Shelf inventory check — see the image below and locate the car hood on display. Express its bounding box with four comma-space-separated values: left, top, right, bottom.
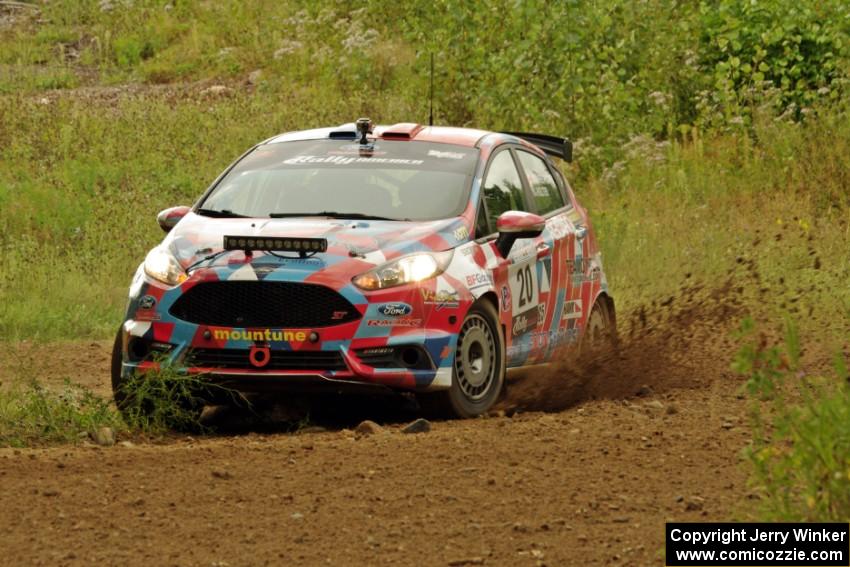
165, 212, 470, 271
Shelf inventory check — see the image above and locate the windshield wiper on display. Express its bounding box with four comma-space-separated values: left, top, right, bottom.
269, 211, 400, 221
196, 208, 249, 219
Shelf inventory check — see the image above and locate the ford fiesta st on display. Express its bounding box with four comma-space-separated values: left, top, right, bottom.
112, 118, 615, 418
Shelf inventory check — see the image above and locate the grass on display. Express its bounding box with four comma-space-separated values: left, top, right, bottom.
734, 318, 850, 520
0, 380, 124, 447
580, 110, 850, 344
0, 362, 241, 446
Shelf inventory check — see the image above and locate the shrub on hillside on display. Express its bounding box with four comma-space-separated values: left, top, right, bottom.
698, 0, 850, 126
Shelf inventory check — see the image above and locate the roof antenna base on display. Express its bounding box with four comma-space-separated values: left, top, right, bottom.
356, 117, 372, 145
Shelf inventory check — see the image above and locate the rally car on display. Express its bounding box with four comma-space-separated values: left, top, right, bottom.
112, 118, 615, 418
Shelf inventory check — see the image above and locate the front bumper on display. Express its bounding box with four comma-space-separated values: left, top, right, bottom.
119, 322, 454, 392
120, 269, 466, 392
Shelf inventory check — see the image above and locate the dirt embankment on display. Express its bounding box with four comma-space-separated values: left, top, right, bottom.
0, 277, 778, 566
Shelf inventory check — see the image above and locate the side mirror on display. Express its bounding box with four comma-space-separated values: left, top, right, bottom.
495, 211, 545, 257
156, 206, 191, 233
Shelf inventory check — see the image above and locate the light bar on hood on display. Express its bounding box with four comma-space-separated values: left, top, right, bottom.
223, 235, 328, 253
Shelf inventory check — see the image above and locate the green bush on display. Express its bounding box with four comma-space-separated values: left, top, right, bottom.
698, 0, 850, 126
733, 318, 850, 521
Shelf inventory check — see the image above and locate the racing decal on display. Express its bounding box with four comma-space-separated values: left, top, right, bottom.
547, 215, 572, 240
511, 310, 539, 337
212, 329, 310, 342
500, 285, 511, 311
465, 272, 493, 289
420, 288, 459, 309
427, 149, 466, 160
139, 295, 157, 310
283, 155, 425, 166
562, 299, 582, 320
567, 257, 600, 284
453, 225, 469, 241
508, 261, 539, 314
377, 303, 413, 317
366, 318, 422, 327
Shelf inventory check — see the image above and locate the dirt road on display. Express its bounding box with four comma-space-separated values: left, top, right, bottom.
0, 282, 762, 566
0, 358, 753, 566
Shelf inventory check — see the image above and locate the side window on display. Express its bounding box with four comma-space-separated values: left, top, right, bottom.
482, 150, 527, 231
516, 151, 565, 215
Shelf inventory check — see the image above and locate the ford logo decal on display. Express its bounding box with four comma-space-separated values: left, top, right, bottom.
378, 303, 412, 317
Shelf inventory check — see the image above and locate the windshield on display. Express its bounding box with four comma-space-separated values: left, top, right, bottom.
199, 139, 480, 221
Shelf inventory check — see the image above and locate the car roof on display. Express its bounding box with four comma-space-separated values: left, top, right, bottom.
265, 123, 495, 148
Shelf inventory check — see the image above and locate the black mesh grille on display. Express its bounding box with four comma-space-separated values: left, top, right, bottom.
169, 281, 360, 327
188, 348, 347, 371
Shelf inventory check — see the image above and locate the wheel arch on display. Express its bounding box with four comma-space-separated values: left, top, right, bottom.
474, 290, 505, 340
590, 290, 616, 332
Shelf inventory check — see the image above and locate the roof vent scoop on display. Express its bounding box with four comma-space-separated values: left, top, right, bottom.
356, 117, 372, 145
380, 123, 424, 140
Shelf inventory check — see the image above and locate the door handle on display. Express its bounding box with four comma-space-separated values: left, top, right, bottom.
575, 226, 588, 240
536, 243, 551, 258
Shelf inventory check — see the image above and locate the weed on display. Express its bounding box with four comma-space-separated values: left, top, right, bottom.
733, 318, 850, 521
116, 360, 244, 434
0, 380, 124, 447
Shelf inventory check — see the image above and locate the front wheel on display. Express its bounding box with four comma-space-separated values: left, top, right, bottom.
420, 299, 505, 418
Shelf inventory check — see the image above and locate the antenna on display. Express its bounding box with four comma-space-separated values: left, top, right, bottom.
428, 53, 434, 127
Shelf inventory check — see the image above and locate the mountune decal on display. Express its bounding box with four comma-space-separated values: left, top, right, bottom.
212, 329, 309, 342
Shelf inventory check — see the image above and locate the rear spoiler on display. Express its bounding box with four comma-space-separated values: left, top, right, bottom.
500, 132, 573, 163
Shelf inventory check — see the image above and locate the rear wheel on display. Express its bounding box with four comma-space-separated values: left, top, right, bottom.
421, 299, 505, 418
580, 298, 617, 355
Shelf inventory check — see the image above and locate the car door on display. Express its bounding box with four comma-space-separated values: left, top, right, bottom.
477, 148, 546, 366
514, 149, 580, 361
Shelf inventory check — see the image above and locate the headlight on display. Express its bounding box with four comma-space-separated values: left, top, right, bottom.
144, 246, 187, 286
353, 250, 454, 290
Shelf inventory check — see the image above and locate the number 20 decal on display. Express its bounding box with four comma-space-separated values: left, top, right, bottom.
509, 261, 539, 314
516, 265, 533, 307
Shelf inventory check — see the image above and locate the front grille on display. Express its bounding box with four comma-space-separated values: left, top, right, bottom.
169, 281, 360, 327
188, 348, 347, 371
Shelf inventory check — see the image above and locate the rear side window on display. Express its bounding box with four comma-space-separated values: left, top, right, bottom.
517, 151, 565, 215
481, 150, 526, 231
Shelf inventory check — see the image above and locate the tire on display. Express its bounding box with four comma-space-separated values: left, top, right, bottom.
421, 299, 506, 418
580, 297, 617, 355
111, 327, 128, 410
